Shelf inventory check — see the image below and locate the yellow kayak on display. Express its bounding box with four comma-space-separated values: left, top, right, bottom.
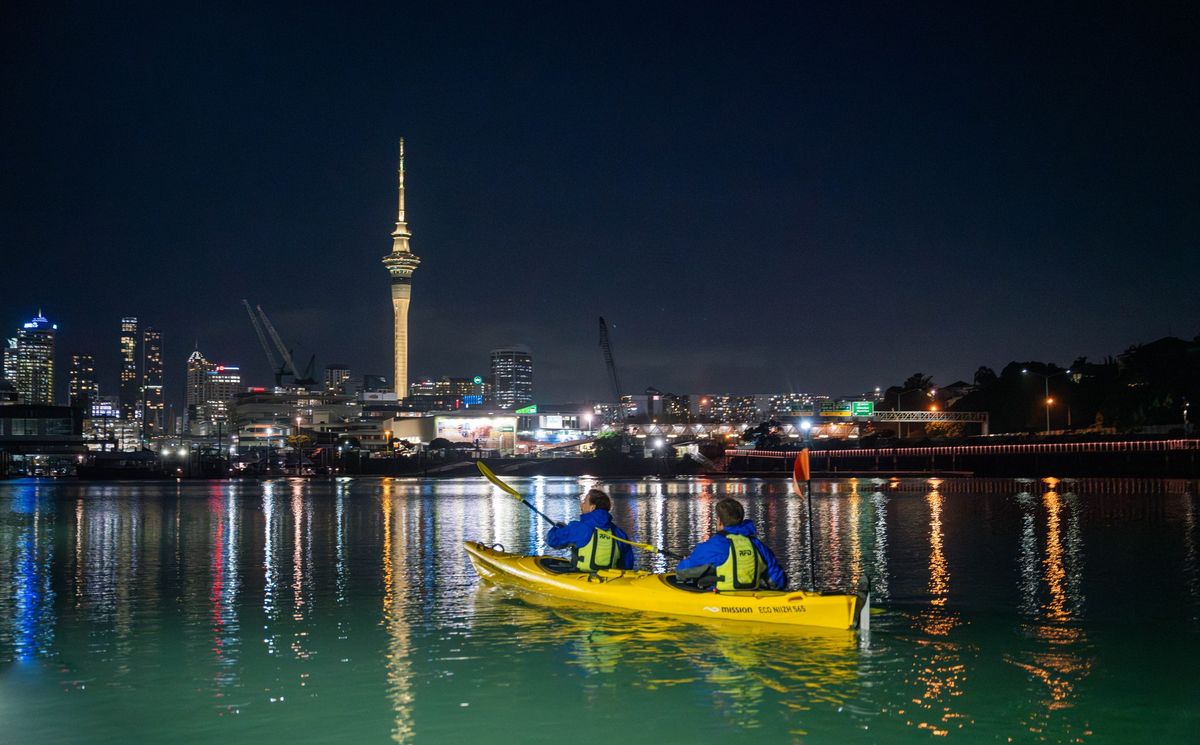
464, 540, 870, 631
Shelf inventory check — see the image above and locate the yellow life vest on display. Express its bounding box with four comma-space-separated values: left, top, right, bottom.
574, 528, 622, 571
715, 532, 765, 591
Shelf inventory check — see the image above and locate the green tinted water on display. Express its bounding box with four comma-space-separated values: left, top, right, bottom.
1, 477, 1197, 743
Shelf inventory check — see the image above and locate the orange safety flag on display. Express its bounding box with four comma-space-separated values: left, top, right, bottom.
792, 448, 811, 493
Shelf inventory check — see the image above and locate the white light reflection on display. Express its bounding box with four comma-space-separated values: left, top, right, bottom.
335, 479, 348, 605
870, 489, 890, 600
262, 481, 279, 657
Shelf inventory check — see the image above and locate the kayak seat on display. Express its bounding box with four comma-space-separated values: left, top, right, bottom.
538, 557, 584, 575
662, 574, 714, 593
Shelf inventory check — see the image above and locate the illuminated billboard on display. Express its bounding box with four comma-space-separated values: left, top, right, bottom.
434, 416, 517, 449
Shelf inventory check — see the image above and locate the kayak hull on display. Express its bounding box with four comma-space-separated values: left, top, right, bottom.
464, 540, 868, 631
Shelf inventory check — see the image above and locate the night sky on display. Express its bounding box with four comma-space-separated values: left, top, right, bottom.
3, 3, 1197, 404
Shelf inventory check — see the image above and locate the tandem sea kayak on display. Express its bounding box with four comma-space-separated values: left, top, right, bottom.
464, 541, 870, 631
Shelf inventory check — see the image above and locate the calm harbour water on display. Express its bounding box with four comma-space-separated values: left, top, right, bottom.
1, 476, 1198, 743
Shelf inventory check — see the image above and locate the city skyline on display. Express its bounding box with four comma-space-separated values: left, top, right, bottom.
2, 5, 1197, 402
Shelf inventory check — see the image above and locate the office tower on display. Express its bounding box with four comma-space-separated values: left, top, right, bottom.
380, 138, 421, 399
325, 364, 351, 394
141, 327, 164, 435
69, 353, 98, 410
490, 346, 533, 410
119, 317, 139, 420
185, 349, 240, 433
11, 312, 57, 405
2, 337, 15, 382
185, 349, 211, 424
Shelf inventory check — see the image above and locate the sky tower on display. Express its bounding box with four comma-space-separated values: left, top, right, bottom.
381, 138, 421, 398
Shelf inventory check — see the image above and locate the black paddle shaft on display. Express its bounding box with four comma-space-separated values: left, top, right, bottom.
521, 498, 558, 527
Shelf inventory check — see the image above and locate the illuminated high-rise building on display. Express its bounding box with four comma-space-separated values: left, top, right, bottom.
185, 349, 241, 433
69, 353, 98, 411
11, 312, 57, 405
2, 337, 17, 384
141, 327, 164, 435
381, 138, 421, 399
119, 317, 139, 420
490, 346, 533, 410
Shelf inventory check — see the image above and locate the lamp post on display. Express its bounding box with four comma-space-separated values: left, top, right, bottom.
295, 416, 303, 476
895, 386, 936, 439
1022, 368, 1072, 434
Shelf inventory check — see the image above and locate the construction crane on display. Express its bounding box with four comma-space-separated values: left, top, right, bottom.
598, 317, 625, 422
243, 300, 317, 388
256, 304, 300, 381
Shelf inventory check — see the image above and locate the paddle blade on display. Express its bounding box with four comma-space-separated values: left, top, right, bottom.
792, 448, 811, 492
476, 460, 521, 498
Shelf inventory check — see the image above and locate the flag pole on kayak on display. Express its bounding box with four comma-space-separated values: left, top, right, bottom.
792, 448, 816, 591
476, 460, 684, 560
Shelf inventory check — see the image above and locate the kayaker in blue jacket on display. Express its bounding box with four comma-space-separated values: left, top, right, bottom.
676, 497, 787, 591
546, 488, 635, 571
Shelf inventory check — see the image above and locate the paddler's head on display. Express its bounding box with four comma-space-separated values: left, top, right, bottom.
715, 497, 744, 530
580, 488, 611, 514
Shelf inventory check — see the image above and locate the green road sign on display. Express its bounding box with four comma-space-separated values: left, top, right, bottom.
851, 401, 875, 417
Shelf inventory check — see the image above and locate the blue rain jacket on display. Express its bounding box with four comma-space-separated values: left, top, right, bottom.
545, 509, 635, 569
676, 520, 787, 589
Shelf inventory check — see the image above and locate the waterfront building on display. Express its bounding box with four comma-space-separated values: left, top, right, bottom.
0, 404, 84, 474
10, 312, 57, 405
119, 317, 139, 421
82, 395, 140, 452
381, 138, 422, 399
141, 327, 164, 436
324, 364, 351, 394
69, 353, 98, 411
387, 412, 518, 455
0, 380, 16, 404
490, 346, 533, 410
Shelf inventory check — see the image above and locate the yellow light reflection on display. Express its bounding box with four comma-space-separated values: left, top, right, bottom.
907, 486, 968, 737
926, 489, 949, 614
382, 481, 414, 743
1006, 483, 1094, 733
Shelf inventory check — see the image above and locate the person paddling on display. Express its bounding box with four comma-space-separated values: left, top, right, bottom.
546, 488, 635, 571
676, 497, 786, 591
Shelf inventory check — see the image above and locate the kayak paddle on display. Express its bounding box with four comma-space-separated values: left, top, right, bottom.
475, 460, 684, 561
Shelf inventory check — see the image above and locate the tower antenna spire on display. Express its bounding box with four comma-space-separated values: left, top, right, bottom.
396, 138, 406, 225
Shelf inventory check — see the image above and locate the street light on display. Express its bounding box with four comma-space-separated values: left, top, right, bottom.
895, 386, 936, 438
295, 416, 303, 476
1022, 368, 1072, 434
